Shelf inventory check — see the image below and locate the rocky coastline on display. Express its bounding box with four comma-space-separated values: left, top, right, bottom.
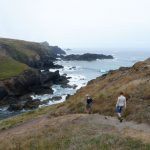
0, 38, 114, 112
0, 67, 69, 108
0, 38, 69, 110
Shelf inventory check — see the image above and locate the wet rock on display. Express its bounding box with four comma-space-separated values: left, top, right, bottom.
51, 96, 62, 101
0, 87, 8, 100
45, 96, 62, 102
61, 84, 73, 88
19, 95, 33, 101
72, 66, 76, 69
119, 67, 130, 71
1, 96, 19, 106
52, 64, 63, 69
8, 103, 24, 111
41, 99, 49, 105
30, 85, 53, 95
66, 94, 71, 100
61, 84, 77, 89
72, 84, 78, 89
24, 99, 41, 109
62, 73, 67, 76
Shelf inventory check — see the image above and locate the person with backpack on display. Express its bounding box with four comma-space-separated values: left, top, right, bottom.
86, 95, 93, 114
116, 92, 126, 122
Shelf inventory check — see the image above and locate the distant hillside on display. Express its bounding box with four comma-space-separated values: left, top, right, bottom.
53, 58, 150, 124
0, 38, 65, 80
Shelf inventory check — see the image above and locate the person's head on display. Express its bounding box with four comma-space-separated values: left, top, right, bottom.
120, 92, 124, 96
86, 94, 91, 99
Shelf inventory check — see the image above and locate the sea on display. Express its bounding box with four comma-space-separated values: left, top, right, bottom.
0, 48, 150, 120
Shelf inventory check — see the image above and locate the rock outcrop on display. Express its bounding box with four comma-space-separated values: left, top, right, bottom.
61, 53, 113, 61
0, 69, 68, 105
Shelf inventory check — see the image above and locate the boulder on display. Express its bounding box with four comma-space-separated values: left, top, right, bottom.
8, 103, 24, 111
66, 94, 71, 100
24, 99, 41, 109
51, 96, 62, 101
0, 87, 8, 100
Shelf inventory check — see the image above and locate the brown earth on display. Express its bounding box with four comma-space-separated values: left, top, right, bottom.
0, 113, 150, 150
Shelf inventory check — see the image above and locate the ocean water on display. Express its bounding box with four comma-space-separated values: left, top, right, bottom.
0, 49, 150, 119
55, 48, 150, 86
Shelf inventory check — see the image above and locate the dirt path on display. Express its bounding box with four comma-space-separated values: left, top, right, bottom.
0, 114, 150, 143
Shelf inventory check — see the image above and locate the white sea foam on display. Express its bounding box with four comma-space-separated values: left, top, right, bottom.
52, 85, 74, 96
56, 57, 61, 60
39, 95, 67, 108
49, 69, 58, 72
0, 107, 8, 111
48, 95, 66, 105
32, 64, 87, 107
67, 74, 87, 90
31, 94, 52, 101
49, 64, 81, 75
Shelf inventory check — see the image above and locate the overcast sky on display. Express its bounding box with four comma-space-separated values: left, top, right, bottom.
0, 0, 150, 49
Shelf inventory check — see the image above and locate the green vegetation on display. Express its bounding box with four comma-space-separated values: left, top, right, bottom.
0, 38, 40, 80
0, 38, 38, 57
0, 37, 61, 80
0, 56, 28, 80
1, 133, 149, 150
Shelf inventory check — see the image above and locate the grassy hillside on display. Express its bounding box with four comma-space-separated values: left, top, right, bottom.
0, 38, 61, 59
51, 58, 150, 124
0, 54, 29, 80
0, 38, 64, 80
0, 38, 39, 58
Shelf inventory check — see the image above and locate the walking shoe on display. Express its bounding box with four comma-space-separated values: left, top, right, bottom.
119, 118, 123, 123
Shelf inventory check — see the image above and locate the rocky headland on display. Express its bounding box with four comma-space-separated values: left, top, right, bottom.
61, 53, 113, 61
0, 38, 68, 108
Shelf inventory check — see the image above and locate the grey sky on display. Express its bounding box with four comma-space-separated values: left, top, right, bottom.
0, 0, 150, 49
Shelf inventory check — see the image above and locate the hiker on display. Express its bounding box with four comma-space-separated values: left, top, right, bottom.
116, 92, 126, 122
86, 95, 93, 114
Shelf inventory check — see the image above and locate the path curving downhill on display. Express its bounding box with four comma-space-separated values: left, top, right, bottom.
0, 113, 150, 144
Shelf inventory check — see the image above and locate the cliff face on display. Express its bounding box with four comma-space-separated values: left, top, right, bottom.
55, 58, 150, 124
0, 69, 68, 105
0, 69, 40, 101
